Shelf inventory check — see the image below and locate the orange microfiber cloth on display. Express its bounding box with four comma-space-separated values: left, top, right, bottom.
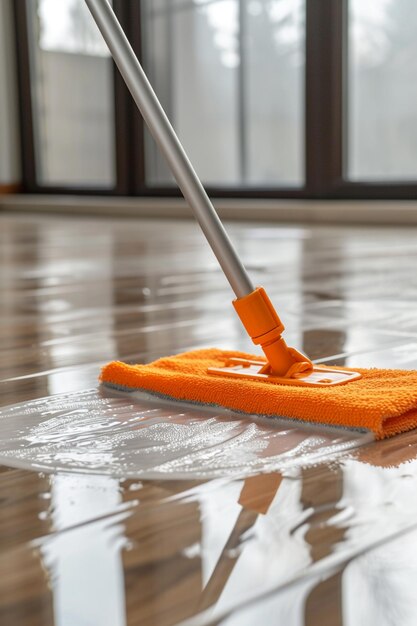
100, 349, 417, 440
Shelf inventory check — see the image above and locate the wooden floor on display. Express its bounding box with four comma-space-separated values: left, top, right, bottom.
2, 210, 417, 626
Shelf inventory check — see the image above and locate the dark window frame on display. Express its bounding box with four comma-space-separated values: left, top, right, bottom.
13, 0, 417, 200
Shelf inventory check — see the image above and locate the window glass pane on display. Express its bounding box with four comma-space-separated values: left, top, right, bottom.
142, 0, 305, 187
27, 0, 116, 187
245, 0, 304, 185
348, 0, 417, 181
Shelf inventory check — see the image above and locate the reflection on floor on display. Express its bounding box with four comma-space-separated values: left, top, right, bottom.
1, 211, 417, 626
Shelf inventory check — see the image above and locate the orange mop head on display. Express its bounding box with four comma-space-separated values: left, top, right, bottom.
100, 350, 417, 440
100, 288, 417, 440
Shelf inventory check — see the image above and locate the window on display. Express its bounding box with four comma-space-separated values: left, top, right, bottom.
348, 0, 417, 181
14, 0, 417, 198
25, 0, 116, 187
142, 0, 305, 187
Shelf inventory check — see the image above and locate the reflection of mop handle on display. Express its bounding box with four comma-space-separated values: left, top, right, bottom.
84, 0, 254, 299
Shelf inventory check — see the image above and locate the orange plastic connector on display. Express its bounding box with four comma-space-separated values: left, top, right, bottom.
232, 287, 312, 377
208, 286, 362, 387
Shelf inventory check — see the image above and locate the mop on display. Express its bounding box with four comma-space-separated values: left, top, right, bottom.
86, 0, 417, 439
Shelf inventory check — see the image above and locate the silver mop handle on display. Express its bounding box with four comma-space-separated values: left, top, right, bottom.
84, 0, 254, 298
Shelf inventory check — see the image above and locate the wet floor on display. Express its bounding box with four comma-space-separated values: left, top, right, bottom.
1, 212, 417, 625
0, 388, 370, 478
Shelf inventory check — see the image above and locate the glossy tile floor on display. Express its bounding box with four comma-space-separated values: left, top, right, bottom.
2, 211, 417, 626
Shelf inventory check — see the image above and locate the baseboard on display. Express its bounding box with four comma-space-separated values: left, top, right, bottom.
1, 194, 417, 225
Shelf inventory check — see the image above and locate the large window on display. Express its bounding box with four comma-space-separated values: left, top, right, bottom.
14, 0, 417, 198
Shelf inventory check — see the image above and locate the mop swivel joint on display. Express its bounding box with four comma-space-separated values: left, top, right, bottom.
208, 287, 362, 387
232, 287, 312, 378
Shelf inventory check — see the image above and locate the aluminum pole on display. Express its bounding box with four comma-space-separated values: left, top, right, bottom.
85, 0, 254, 298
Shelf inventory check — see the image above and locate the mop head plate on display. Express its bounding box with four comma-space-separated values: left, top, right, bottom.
100, 349, 417, 440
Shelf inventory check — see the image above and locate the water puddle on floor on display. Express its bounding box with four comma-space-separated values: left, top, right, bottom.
0, 387, 373, 478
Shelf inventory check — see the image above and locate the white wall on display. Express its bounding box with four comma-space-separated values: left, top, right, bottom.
0, 0, 21, 186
